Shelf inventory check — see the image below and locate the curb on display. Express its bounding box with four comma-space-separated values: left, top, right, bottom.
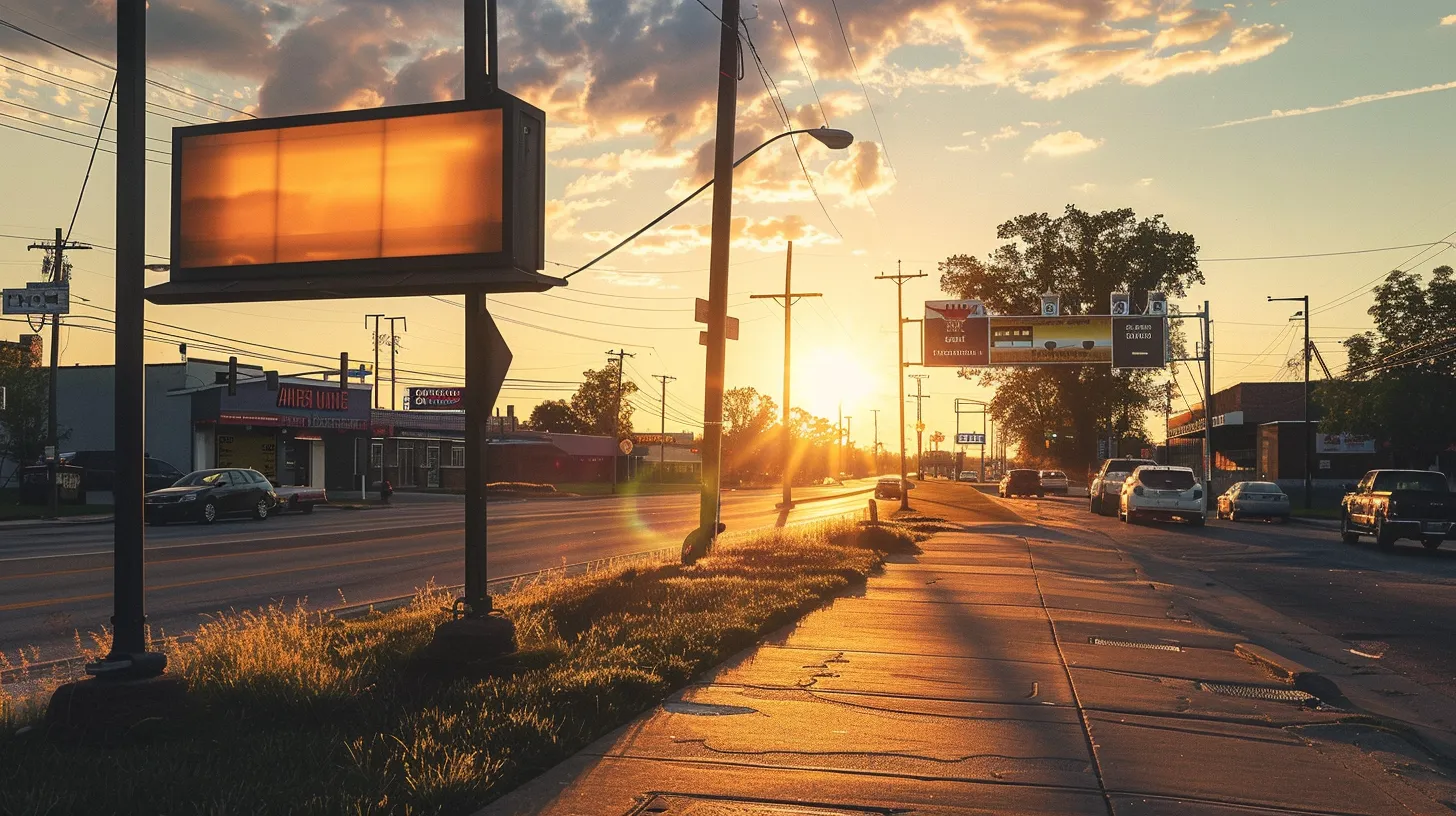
0, 514, 115, 531
1287, 515, 1341, 529
1236, 642, 1348, 706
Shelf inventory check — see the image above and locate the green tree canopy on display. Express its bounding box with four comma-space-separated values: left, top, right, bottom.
939, 205, 1202, 472
568, 362, 637, 438
1319, 266, 1456, 467
527, 399, 580, 434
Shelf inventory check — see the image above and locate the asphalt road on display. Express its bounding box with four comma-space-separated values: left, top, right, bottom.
969, 483, 1456, 703
0, 482, 876, 664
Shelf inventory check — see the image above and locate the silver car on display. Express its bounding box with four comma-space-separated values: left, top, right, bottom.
1216, 481, 1290, 522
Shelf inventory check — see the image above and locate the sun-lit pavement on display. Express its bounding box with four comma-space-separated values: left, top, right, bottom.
0, 481, 875, 664
482, 480, 1456, 815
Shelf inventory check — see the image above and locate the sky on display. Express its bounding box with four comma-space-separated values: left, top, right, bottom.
1, 0, 1454, 459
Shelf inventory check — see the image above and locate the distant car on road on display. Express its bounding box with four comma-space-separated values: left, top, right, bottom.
1039, 470, 1069, 495
1090, 458, 1158, 516
999, 469, 1043, 498
145, 468, 278, 525
957, 470, 979, 483
1341, 469, 1452, 551
19, 450, 185, 503
1217, 481, 1289, 522
875, 476, 916, 499
1119, 465, 1205, 526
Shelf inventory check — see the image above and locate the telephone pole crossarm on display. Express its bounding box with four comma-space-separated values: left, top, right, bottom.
751, 241, 822, 510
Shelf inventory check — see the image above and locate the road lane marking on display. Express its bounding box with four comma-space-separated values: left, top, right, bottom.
0, 545, 461, 612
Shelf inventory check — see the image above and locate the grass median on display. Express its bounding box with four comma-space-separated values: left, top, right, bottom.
0, 517, 920, 816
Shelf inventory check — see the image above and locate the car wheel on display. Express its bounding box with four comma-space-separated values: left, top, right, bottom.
200, 499, 218, 525
1375, 514, 1397, 551
1340, 513, 1360, 545
252, 497, 270, 521
1422, 538, 1443, 552
1188, 515, 1206, 528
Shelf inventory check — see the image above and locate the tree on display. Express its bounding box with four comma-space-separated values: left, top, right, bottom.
939, 205, 1202, 473
527, 399, 581, 433
0, 346, 47, 485
1319, 266, 1456, 468
568, 363, 637, 438
722, 386, 778, 482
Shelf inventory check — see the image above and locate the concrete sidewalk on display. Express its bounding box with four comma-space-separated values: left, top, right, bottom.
481, 529, 1456, 815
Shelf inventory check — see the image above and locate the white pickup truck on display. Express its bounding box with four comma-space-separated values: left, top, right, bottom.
270, 483, 327, 514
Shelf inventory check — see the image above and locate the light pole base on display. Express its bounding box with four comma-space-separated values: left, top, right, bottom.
84, 650, 168, 681
422, 612, 516, 664
46, 671, 186, 741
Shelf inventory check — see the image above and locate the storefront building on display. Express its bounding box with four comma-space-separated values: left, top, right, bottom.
189, 377, 373, 491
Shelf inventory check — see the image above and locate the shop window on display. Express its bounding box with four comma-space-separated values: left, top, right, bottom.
448, 446, 464, 468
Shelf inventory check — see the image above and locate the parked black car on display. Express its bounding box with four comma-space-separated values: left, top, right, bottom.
18, 450, 185, 504
999, 469, 1044, 498
145, 468, 278, 525
1340, 469, 1452, 551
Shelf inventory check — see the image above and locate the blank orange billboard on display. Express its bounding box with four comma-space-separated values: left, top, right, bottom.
177, 108, 504, 269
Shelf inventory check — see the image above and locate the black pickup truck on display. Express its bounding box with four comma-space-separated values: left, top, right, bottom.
1341, 469, 1453, 551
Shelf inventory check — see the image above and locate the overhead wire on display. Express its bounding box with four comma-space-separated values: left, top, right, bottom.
826, 0, 894, 179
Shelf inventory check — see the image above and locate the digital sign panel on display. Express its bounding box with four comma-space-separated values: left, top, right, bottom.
988, 315, 1111, 365
923, 300, 989, 368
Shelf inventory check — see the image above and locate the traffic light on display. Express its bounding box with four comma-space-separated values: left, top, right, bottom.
339, 352, 349, 390
227, 356, 237, 396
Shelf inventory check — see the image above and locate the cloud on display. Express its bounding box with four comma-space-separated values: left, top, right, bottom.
583, 215, 837, 256
1443, 15, 1456, 25
546, 198, 612, 239
1124, 23, 1291, 86
945, 144, 975, 152
1137, 177, 1155, 187
1072, 182, 1098, 193
563, 171, 632, 198
1210, 79, 1456, 128
1025, 130, 1104, 159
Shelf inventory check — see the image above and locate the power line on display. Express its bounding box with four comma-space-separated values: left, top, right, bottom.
1311, 228, 1456, 316
65, 77, 113, 240
0, 97, 172, 144
1200, 241, 1454, 263
827, 0, 894, 180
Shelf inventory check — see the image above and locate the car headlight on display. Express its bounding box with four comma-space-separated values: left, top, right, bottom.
180, 493, 197, 502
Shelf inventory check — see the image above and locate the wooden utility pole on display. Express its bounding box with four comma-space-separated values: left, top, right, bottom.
750, 241, 820, 509
653, 374, 675, 482
875, 264, 926, 510
26, 229, 89, 519
607, 349, 635, 492
365, 314, 385, 409
384, 316, 407, 410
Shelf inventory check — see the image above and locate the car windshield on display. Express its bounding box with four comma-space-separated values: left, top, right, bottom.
1104, 460, 1153, 476
173, 471, 227, 487
1139, 469, 1196, 490
1041, 471, 1065, 478
1372, 472, 1449, 493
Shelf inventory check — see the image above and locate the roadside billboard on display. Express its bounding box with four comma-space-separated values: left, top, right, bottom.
923, 300, 989, 367
1111, 316, 1168, 369
989, 315, 1111, 365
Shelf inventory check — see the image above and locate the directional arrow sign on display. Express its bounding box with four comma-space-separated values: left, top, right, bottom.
478, 309, 512, 412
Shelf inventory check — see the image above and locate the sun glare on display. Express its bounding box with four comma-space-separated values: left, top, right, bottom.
795, 345, 878, 418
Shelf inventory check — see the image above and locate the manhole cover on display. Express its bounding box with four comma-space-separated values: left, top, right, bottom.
629, 795, 896, 815
661, 702, 758, 716
1088, 637, 1182, 652
1199, 682, 1315, 703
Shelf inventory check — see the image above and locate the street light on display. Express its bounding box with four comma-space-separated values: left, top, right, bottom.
566, 127, 854, 279
1269, 295, 1313, 509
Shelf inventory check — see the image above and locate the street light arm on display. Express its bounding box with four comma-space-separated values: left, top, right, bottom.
565, 128, 850, 279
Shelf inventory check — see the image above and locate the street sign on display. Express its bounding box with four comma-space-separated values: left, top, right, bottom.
478, 311, 512, 414
695, 297, 739, 344
618, 438, 634, 455
1111, 316, 1168, 369
3, 285, 69, 315
1040, 292, 1060, 317
990, 315, 1111, 364
1110, 292, 1130, 316
407, 387, 465, 409
633, 433, 676, 445
923, 300, 989, 367
956, 432, 986, 445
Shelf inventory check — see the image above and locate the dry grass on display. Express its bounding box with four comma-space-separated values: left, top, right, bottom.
0, 518, 918, 816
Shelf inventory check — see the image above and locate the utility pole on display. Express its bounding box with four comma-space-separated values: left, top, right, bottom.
653, 374, 675, 482
910, 374, 930, 476
27, 229, 89, 519
384, 316, 407, 410
845, 416, 853, 475
685, 0, 741, 564
365, 314, 385, 409
607, 349, 635, 493
750, 241, 821, 509
1269, 295, 1311, 508
1203, 301, 1214, 509
870, 408, 880, 474
875, 263, 926, 511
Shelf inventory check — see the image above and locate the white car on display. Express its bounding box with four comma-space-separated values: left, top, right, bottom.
1039, 470, 1069, 494
1119, 466, 1206, 527
957, 470, 979, 482
1090, 458, 1158, 515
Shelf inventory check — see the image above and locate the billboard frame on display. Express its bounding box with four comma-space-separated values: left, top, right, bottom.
147, 92, 561, 305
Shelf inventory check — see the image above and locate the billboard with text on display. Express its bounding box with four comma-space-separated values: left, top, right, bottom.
925, 304, 1167, 369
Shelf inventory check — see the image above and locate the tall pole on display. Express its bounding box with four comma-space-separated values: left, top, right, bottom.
686, 0, 741, 562
750, 241, 820, 509
607, 349, 634, 493
1203, 300, 1214, 509
845, 416, 852, 473
876, 264, 926, 510
385, 316, 407, 410
27, 230, 89, 518
870, 408, 880, 474
91, 0, 161, 677
1302, 299, 1312, 509
366, 314, 385, 409
910, 374, 929, 476
653, 374, 675, 482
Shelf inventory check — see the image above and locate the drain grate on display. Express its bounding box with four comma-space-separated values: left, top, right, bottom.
1088, 637, 1182, 652
1199, 682, 1315, 703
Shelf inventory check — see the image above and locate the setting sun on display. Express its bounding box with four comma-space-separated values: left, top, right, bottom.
795, 344, 878, 419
